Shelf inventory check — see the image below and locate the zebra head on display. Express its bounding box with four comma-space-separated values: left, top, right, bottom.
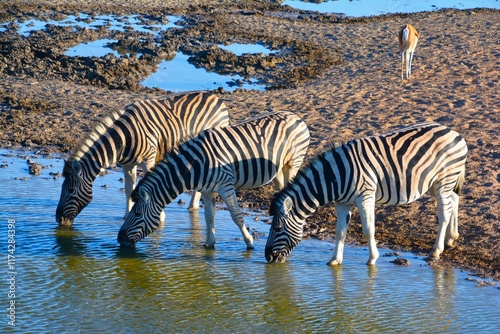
56, 159, 93, 227
265, 196, 304, 263
117, 186, 163, 247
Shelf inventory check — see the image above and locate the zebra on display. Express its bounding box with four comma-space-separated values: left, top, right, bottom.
265, 122, 467, 265
117, 111, 310, 250
56, 91, 230, 226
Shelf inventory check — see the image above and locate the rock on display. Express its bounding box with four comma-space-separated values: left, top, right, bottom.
28, 162, 43, 175
390, 257, 410, 266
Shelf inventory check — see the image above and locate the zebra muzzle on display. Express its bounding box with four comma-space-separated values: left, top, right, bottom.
266, 250, 287, 263
57, 216, 74, 227
117, 229, 136, 247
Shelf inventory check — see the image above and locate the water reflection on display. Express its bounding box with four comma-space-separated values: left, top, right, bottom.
53, 227, 88, 256
430, 267, 458, 330
65, 39, 122, 58
263, 263, 309, 332
141, 52, 265, 92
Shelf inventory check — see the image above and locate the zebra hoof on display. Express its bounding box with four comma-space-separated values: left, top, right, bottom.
444, 243, 456, 250
246, 245, 255, 250
444, 239, 457, 250
203, 244, 215, 250
425, 253, 441, 263
327, 259, 342, 266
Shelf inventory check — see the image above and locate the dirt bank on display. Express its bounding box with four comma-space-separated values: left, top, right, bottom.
0, 0, 499, 280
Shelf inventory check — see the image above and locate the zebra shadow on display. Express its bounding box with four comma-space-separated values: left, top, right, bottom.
53, 227, 89, 257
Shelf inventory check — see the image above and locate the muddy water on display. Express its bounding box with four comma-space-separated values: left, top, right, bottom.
0, 150, 499, 332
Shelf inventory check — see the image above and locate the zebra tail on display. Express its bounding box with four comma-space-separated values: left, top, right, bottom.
454, 165, 466, 195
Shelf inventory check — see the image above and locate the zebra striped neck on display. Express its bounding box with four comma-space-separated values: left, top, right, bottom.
137, 146, 198, 207
71, 109, 125, 161
277, 148, 347, 220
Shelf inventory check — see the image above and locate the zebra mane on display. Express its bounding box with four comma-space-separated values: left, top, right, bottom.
70, 108, 126, 161
131, 176, 146, 202
269, 144, 338, 216
163, 127, 211, 158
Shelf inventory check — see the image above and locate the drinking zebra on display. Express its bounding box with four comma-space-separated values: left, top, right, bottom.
117, 111, 310, 249
56, 91, 230, 226
265, 122, 467, 265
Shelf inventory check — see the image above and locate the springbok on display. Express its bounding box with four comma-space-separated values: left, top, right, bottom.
398, 24, 419, 79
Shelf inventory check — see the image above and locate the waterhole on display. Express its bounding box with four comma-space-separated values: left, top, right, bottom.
0, 149, 498, 332
282, 0, 500, 16
1, 14, 267, 92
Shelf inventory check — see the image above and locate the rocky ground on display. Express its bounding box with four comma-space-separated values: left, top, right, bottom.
0, 0, 498, 280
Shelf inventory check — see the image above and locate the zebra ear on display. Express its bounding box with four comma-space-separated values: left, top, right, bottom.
282, 197, 293, 216
139, 187, 151, 204
71, 159, 81, 175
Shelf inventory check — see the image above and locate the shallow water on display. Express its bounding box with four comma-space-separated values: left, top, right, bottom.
218, 43, 273, 56
8, 14, 179, 37
141, 52, 263, 92
0, 149, 499, 332
283, 0, 500, 16
65, 39, 122, 58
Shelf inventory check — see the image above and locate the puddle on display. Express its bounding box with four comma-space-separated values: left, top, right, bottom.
141, 51, 265, 92
2, 14, 180, 37
64, 41, 266, 91
65, 39, 122, 58
218, 43, 273, 56
0, 149, 499, 332
282, 0, 500, 16
1, 13, 267, 91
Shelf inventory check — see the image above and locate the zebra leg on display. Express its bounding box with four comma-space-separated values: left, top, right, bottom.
357, 196, 379, 265
218, 186, 254, 250
187, 191, 201, 211
327, 203, 354, 266
445, 191, 460, 248
429, 194, 453, 259
122, 164, 137, 219
201, 192, 217, 249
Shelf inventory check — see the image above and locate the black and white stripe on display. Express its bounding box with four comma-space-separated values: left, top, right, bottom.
118, 111, 310, 249
265, 122, 467, 265
56, 91, 230, 226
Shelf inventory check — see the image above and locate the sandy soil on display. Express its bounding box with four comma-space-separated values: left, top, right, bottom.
0, 1, 498, 280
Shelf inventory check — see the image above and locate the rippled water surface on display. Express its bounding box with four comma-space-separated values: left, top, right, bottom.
0, 150, 499, 332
